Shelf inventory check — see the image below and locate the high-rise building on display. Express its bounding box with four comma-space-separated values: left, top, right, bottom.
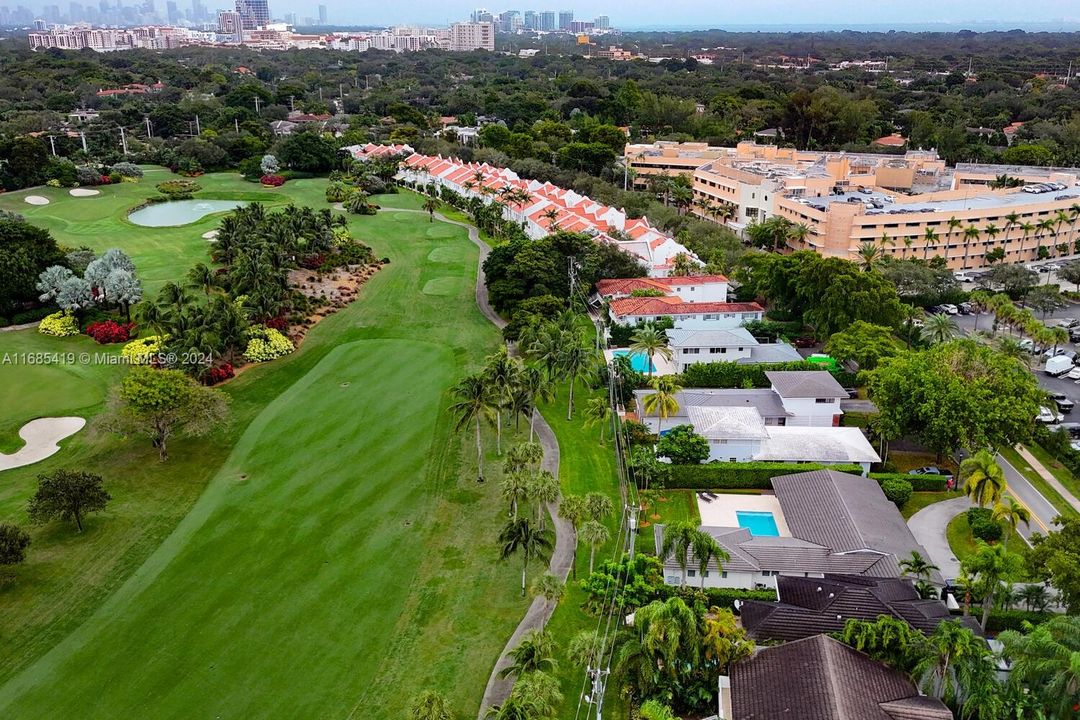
165, 0, 178, 22
469, 7, 493, 23
234, 0, 268, 29
557, 10, 572, 30
496, 9, 517, 32
217, 9, 242, 40
594, 15, 609, 30
317, 4, 325, 23
523, 10, 536, 30
449, 20, 493, 51
32, 17, 48, 29
539, 10, 555, 30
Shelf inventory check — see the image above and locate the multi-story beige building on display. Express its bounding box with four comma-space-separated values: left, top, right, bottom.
624, 140, 1080, 269
449, 21, 494, 51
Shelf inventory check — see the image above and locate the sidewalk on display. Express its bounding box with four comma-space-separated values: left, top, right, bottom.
1015, 445, 1080, 514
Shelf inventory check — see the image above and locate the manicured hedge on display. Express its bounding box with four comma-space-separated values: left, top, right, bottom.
868, 472, 950, 492
666, 584, 778, 610
985, 609, 1053, 633
666, 462, 865, 489
679, 360, 857, 391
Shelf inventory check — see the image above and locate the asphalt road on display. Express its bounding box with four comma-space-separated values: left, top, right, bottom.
996, 453, 1061, 538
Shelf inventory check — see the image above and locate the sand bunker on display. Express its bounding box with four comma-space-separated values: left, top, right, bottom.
0, 417, 86, 472
69, 188, 101, 197
202, 230, 219, 241
24, 195, 49, 205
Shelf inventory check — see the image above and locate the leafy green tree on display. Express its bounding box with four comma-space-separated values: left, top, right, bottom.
408, 690, 454, 720
108, 367, 229, 462
655, 424, 709, 465
959, 450, 1007, 508
0, 523, 30, 566
277, 130, 338, 172
839, 616, 926, 673
961, 541, 1021, 630
823, 321, 903, 370
868, 340, 1044, 457
26, 469, 111, 533
1026, 515, 1080, 613
999, 616, 1080, 718
0, 219, 66, 312
498, 517, 554, 597
701, 606, 754, 669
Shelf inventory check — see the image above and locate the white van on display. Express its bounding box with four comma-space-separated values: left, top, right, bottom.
1045, 355, 1074, 377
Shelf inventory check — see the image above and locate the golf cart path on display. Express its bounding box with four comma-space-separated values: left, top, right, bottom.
0, 417, 86, 472
383, 207, 575, 714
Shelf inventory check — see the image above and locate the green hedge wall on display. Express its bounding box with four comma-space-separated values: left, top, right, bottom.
985, 609, 1053, 633
868, 472, 950, 492
666, 462, 865, 489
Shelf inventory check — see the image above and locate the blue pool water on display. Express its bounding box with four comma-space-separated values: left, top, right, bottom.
612, 349, 656, 374
736, 510, 780, 537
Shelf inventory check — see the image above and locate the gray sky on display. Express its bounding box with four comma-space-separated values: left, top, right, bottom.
276, 0, 1080, 28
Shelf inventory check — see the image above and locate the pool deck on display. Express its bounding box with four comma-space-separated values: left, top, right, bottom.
604, 348, 677, 376
697, 492, 791, 536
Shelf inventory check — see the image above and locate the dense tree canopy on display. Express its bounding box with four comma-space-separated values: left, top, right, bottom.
0, 218, 66, 314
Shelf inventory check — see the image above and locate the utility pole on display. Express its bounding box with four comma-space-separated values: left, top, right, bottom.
567, 256, 579, 305
144, 115, 152, 138
80, 130, 88, 154
119, 126, 128, 155
194, 114, 201, 135
48, 135, 57, 156
254, 96, 262, 114
235, 117, 240, 132
289, 94, 295, 111
318, 86, 323, 101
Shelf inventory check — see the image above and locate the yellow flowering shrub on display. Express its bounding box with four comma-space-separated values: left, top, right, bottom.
121, 334, 169, 364
243, 326, 294, 362
38, 311, 79, 337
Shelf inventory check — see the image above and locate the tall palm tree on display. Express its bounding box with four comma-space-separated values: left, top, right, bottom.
1036, 218, 1056, 258
584, 491, 614, 521
856, 241, 882, 271
660, 521, 698, 586
691, 531, 729, 589
501, 471, 530, 520
528, 470, 560, 530
541, 207, 560, 231
643, 375, 681, 434
899, 550, 940, 598
999, 615, 1080, 718
629, 323, 673, 377
1018, 221, 1035, 260
947, 216, 963, 264
187, 262, 217, 296
580, 520, 610, 575
1002, 212, 1020, 254
922, 227, 938, 261
558, 494, 587, 579
583, 396, 613, 443
1070, 203, 1080, 251
498, 517, 554, 597
483, 345, 520, 456
902, 235, 914, 259
963, 541, 1019, 630
449, 373, 495, 482
913, 620, 992, 707
560, 341, 594, 421
922, 312, 958, 344
1054, 210, 1072, 254
422, 196, 440, 222
962, 225, 981, 269
991, 496, 1030, 548
787, 222, 810, 249
497, 629, 556, 678
519, 365, 553, 442
959, 450, 1006, 508
530, 573, 565, 626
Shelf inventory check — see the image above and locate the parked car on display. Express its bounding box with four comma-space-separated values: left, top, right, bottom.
957, 302, 973, 315
1037, 406, 1065, 424
1044, 347, 1070, 359
1020, 338, 1036, 352
940, 304, 959, 315
1049, 392, 1076, 414
1051, 422, 1080, 438
909, 466, 945, 476
792, 337, 816, 348
1045, 355, 1074, 377
1065, 366, 1080, 380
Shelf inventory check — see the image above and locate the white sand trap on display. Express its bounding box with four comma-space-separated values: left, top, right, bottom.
202, 230, 219, 241
0, 417, 86, 472
69, 188, 100, 197
24, 195, 49, 205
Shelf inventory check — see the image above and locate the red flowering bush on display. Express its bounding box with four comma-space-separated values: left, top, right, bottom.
260, 174, 286, 187
264, 315, 289, 331
299, 253, 325, 270
202, 363, 235, 385
99, 175, 112, 185
85, 320, 135, 344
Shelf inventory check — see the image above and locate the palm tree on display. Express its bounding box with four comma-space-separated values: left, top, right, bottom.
946, 216, 963, 264
902, 235, 914, 259
528, 470, 559, 530
922, 227, 938, 261
560, 341, 594, 421
449, 373, 495, 482
856, 241, 882, 271
584, 491, 614, 521
498, 517, 554, 597
583, 396, 613, 443
984, 223, 1000, 258
642, 375, 681, 434
959, 450, 1006, 508
530, 572, 565, 626
629, 323, 673, 377
1002, 211, 1020, 253
1036, 218, 1056, 258
541, 207, 560, 231
691, 530, 729, 589
558, 494, 587, 579
422, 196, 440, 222
787, 222, 811, 249
899, 550, 940, 597
519, 365, 553, 442
187, 262, 217, 296
1017, 583, 1051, 612
963, 541, 1019, 630
913, 620, 992, 707
991, 496, 1030, 548
501, 471, 530, 520
579, 520, 610, 575
660, 521, 698, 586
962, 225, 981, 269
999, 615, 1080, 717
484, 345, 520, 456
497, 629, 556, 678
922, 312, 958, 344
1017, 221, 1035, 260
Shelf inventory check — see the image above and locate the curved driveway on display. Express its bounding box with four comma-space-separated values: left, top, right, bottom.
907, 496, 973, 579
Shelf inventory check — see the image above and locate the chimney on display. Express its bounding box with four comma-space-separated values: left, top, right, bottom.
717, 675, 731, 719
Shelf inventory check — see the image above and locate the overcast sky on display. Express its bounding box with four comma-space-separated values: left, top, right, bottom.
272, 0, 1080, 28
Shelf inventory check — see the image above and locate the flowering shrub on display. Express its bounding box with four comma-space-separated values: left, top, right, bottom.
264, 315, 289, 331
122, 334, 168, 364
243, 325, 294, 362
46, 178, 62, 187
299, 253, 325, 270
156, 179, 201, 197
202, 362, 235, 385
99, 175, 112, 185
38, 311, 79, 337
85, 320, 136, 344
260, 174, 286, 187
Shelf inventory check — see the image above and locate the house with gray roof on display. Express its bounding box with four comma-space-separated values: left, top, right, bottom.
665, 328, 803, 371
720, 635, 953, 720
740, 574, 981, 642
653, 470, 932, 590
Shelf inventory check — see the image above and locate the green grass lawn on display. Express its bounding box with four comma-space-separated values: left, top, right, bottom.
0, 177, 532, 718
642, 489, 702, 528
901, 490, 964, 520
1023, 442, 1080, 506
999, 446, 1080, 520
945, 514, 1033, 581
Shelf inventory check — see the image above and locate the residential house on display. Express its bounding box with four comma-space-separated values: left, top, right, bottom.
608, 296, 764, 330
654, 470, 923, 590
720, 635, 953, 720
740, 574, 980, 642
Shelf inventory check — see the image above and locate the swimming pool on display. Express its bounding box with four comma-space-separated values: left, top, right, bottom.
612, 349, 656, 374
736, 510, 781, 537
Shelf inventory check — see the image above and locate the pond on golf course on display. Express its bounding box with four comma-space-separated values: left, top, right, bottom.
128, 199, 248, 227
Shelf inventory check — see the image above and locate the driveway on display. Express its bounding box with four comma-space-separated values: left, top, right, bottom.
907, 496, 972, 579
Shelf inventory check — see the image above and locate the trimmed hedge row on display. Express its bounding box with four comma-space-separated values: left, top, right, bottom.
985, 609, 1053, 633
666, 462, 864, 489
868, 472, 950, 492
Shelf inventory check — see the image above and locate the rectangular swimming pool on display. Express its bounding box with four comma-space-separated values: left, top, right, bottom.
612, 349, 656, 374
736, 510, 780, 537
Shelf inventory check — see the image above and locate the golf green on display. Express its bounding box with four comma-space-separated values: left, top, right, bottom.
0, 180, 529, 717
